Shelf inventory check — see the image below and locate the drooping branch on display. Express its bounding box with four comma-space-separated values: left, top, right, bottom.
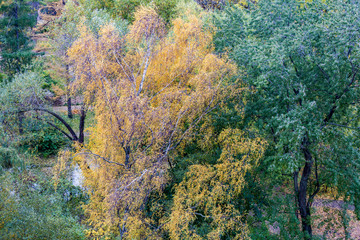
34, 115, 74, 141
327, 122, 360, 130
33, 108, 78, 141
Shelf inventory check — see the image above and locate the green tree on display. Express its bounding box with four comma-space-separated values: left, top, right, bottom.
0, 0, 37, 77
215, 0, 360, 238
79, 0, 181, 24
0, 70, 86, 144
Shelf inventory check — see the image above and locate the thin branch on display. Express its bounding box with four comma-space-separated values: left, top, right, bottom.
75, 151, 126, 167
35, 116, 74, 141
327, 122, 360, 130
307, 156, 320, 209
137, 45, 152, 96
32, 108, 78, 141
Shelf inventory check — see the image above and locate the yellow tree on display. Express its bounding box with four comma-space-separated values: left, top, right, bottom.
167, 129, 266, 239
68, 6, 237, 239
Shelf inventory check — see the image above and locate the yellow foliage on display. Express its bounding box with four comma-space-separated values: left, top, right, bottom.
68, 6, 240, 238
167, 129, 266, 239
127, 6, 165, 44
52, 149, 72, 191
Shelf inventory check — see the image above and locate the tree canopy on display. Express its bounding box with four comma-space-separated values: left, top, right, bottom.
1, 0, 360, 239
215, 0, 360, 237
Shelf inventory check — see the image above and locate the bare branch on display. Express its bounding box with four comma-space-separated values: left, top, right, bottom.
75, 151, 126, 167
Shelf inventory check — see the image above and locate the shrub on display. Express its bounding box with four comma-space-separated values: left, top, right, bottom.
20, 125, 68, 158
0, 147, 24, 171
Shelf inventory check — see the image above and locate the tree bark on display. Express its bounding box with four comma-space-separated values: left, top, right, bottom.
33, 108, 78, 141
297, 136, 314, 239
66, 64, 73, 119
124, 146, 131, 169
67, 97, 73, 119
78, 106, 86, 144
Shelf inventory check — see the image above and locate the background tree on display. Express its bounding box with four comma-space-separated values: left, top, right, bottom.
0, 0, 37, 77
47, 1, 80, 119
0, 69, 87, 144
215, 0, 360, 238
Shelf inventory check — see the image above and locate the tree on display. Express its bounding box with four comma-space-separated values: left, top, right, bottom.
46, 1, 80, 119
79, 0, 181, 24
0, 70, 86, 144
168, 129, 266, 239
68, 5, 237, 238
215, 0, 360, 238
0, 0, 37, 77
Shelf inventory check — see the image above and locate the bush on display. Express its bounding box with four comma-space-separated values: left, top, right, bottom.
0, 147, 24, 171
0, 172, 87, 240
20, 125, 68, 158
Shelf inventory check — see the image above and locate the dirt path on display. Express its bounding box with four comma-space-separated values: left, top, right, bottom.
313, 199, 355, 211
52, 105, 83, 113
312, 198, 359, 239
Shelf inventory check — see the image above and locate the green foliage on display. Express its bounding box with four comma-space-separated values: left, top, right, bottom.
20, 125, 68, 157
214, 0, 360, 234
0, 73, 8, 83
29, 58, 60, 91
0, 147, 24, 171
0, 171, 86, 240
0, 0, 37, 76
0, 70, 47, 112
79, 0, 183, 24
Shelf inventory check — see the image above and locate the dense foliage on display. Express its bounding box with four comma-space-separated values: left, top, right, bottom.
215, 0, 360, 237
0, 0, 37, 77
1, 0, 360, 239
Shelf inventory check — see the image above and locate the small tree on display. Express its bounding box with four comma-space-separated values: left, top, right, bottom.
215, 0, 360, 238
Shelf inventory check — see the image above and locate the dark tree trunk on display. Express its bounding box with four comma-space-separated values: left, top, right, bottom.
298, 159, 313, 239
34, 108, 78, 141
78, 106, 86, 144
124, 146, 131, 169
295, 136, 315, 239
15, 1, 19, 50
14, 1, 20, 72
67, 96, 73, 119
66, 65, 73, 119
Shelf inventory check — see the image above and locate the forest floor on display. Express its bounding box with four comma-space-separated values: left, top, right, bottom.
312, 199, 360, 239
52, 105, 82, 113
267, 197, 360, 239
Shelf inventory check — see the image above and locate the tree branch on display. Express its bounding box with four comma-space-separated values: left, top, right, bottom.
307, 156, 320, 209
33, 108, 78, 141
75, 151, 126, 167
34, 116, 74, 141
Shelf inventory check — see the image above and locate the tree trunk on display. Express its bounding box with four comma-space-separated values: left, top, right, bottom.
78, 106, 86, 144
66, 65, 73, 119
298, 161, 313, 239
124, 146, 131, 169
67, 96, 73, 119
297, 137, 314, 239
15, 1, 19, 51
